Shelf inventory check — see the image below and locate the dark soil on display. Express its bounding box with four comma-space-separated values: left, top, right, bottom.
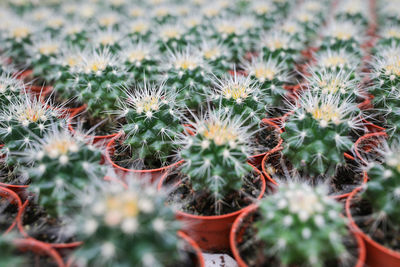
77, 113, 122, 136
111, 141, 173, 170
253, 122, 280, 155
236, 211, 360, 267
21, 198, 75, 244
266, 107, 287, 119
351, 198, 400, 251
164, 171, 263, 216
263, 151, 363, 197
0, 196, 18, 232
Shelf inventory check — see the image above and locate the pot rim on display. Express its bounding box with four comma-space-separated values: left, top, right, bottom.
354, 131, 387, 165
177, 231, 205, 267
0, 186, 22, 234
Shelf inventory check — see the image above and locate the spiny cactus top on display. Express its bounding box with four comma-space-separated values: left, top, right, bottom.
163, 47, 210, 109
72, 48, 128, 119
256, 182, 348, 267
199, 39, 230, 77
178, 110, 254, 200
362, 141, 400, 230
156, 23, 187, 51
377, 25, 400, 47
312, 48, 359, 73
73, 180, 183, 267
0, 94, 65, 165
242, 55, 290, 106
90, 27, 123, 53
282, 91, 360, 178
320, 20, 363, 53
304, 67, 360, 100
118, 83, 183, 168
0, 74, 24, 105
370, 44, 400, 109
334, 0, 370, 26
209, 70, 268, 125
23, 128, 104, 217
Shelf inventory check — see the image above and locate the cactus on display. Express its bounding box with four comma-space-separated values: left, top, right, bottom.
156, 23, 187, 52
255, 182, 348, 267
362, 141, 400, 231
0, 94, 65, 166
208, 70, 268, 126
22, 128, 104, 217
72, 48, 129, 119
96, 11, 121, 29
335, 0, 370, 26
312, 48, 359, 73
43, 14, 66, 36
177, 109, 254, 201
62, 22, 88, 48
73, 180, 183, 267
91, 27, 123, 53
120, 40, 160, 83
0, 55, 15, 76
117, 83, 183, 168
281, 91, 360, 178
163, 47, 210, 109
0, 74, 24, 105
28, 34, 62, 83
242, 55, 290, 107
126, 19, 152, 41
320, 20, 363, 54
199, 39, 231, 77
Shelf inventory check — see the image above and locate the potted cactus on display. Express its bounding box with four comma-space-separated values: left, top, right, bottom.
106, 82, 184, 178
71, 179, 204, 266
156, 23, 187, 52
20, 128, 104, 218
311, 48, 360, 74
158, 109, 266, 251
346, 140, 400, 266
0, 74, 25, 105
231, 182, 365, 267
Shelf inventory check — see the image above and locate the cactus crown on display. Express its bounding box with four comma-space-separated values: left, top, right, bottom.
73, 180, 183, 267
363, 140, 400, 229
321, 20, 362, 52
282, 91, 359, 177
178, 109, 254, 200
256, 182, 348, 267
0, 74, 24, 105
312, 48, 359, 72
118, 82, 183, 167
23, 128, 103, 217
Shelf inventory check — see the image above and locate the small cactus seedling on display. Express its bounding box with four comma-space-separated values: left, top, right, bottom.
242, 55, 290, 107
43, 14, 66, 36
335, 0, 370, 26
256, 182, 349, 267
0, 94, 65, 166
156, 23, 187, 52
282, 91, 360, 178
304, 67, 360, 100
250, 0, 277, 28
177, 109, 254, 201
91, 27, 123, 53
120, 41, 160, 83
0, 74, 25, 105
362, 141, 400, 232
73, 180, 183, 267
72, 48, 129, 119
62, 21, 88, 48
117, 83, 183, 168
22, 128, 104, 217
28, 34, 62, 83
320, 20, 363, 54
312, 48, 359, 74
209, 70, 268, 126
294, 3, 326, 38
96, 11, 121, 29
163, 47, 210, 109
199, 39, 231, 77
377, 25, 400, 47
126, 18, 152, 41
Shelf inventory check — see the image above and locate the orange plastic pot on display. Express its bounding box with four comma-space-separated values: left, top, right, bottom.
231, 204, 366, 267
16, 199, 82, 251
13, 238, 65, 267
68, 108, 119, 147
261, 149, 368, 200
39, 94, 87, 119
157, 165, 266, 252
346, 187, 400, 267
248, 118, 283, 167
358, 95, 374, 110
0, 182, 29, 200
0, 186, 22, 235
105, 134, 184, 185
354, 132, 388, 165
178, 231, 205, 267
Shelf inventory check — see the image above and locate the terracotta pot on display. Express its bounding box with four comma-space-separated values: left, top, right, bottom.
157, 165, 266, 252
178, 231, 205, 267
231, 204, 366, 267
361, 117, 385, 134
0, 182, 29, 200
16, 200, 82, 251
39, 94, 87, 119
346, 187, 400, 267
261, 149, 368, 200
358, 96, 374, 110
354, 132, 388, 165
106, 134, 183, 184
68, 108, 119, 147
248, 118, 283, 167
17, 69, 54, 99
13, 238, 65, 267
0, 186, 22, 234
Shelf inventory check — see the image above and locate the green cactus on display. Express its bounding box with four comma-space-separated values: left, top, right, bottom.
0, 235, 26, 267
362, 141, 400, 232
0, 74, 24, 105
126, 19, 152, 42
178, 110, 254, 200
73, 180, 183, 267
199, 40, 231, 77
72, 48, 128, 119
119, 83, 183, 168
312, 48, 359, 74
0, 94, 65, 166
91, 28, 123, 53
281, 91, 359, 178
255, 182, 348, 267
334, 0, 370, 26
163, 47, 210, 110
62, 22, 88, 48
156, 24, 187, 52
23, 128, 104, 217
376, 26, 400, 48
242, 55, 290, 107
209, 70, 268, 126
